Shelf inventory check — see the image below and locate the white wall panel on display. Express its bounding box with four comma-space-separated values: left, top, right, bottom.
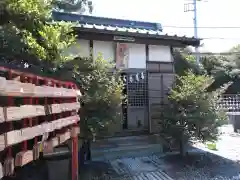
64, 39, 90, 57
149, 45, 171, 62
127, 43, 146, 69
93, 41, 114, 62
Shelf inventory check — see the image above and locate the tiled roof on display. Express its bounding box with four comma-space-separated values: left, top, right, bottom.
52, 11, 200, 46
75, 23, 193, 38
52, 11, 162, 32
75, 23, 164, 35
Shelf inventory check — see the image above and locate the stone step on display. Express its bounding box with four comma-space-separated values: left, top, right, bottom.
91, 143, 163, 161
92, 135, 161, 150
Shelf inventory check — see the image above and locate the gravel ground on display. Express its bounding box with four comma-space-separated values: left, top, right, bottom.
160, 125, 240, 180
79, 161, 120, 180
160, 151, 240, 180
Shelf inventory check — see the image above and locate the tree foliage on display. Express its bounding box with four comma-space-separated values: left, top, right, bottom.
51, 54, 124, 139
173, 49, 201, 76
160, 71, 230, 156
198, 45, 240, 93
53, 0, 93, 14
1, 0, 76, 69
74, 55, 124, 138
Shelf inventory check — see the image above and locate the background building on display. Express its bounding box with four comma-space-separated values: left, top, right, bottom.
53, 11, 200, 135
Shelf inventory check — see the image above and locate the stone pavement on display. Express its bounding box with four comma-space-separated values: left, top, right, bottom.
193, 125, 240, 161
108, 155, 173, 180
80, 154, 174, 180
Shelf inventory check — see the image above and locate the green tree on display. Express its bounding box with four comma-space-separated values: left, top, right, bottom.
57, 55, 124, 139
199, 45, 240, 93
173, 49, 201, 76
75, 56, 123, 139
0, 0, 76, 70
53, 0, 93, 13
160, 71, 230, 156
1, 0, 123, 140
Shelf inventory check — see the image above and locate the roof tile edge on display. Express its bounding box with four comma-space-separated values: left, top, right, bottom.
52, 11, 163, 31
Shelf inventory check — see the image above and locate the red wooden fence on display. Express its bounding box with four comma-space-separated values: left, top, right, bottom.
0, 66, 81, 180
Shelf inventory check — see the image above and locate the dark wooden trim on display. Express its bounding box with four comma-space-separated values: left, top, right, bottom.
89, 40, 93, 48
145, 44, 150, 133
146, 61, 174, 73
74, 27, 200, 47
89, 40, 93, 56
147, 61, 173, 65
170, 46, 176, 74
145, 45, 149, 62
76, 31, 193, 47
114, 42, 117, 63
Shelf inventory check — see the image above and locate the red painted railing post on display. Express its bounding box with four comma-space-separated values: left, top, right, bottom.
34, 77, 39, 145
7, 70, 13, 157
22, 75, 29, 151
71, 84, 79, 180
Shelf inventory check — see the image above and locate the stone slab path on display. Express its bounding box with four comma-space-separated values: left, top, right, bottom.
108, 156, 173, 180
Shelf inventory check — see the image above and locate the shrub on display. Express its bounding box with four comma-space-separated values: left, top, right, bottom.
160, 71, 230, 156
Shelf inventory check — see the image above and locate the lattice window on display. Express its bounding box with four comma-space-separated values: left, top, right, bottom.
127, 72, 147, 107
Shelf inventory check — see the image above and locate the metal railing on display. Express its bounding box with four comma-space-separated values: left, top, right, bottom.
219, 94, 240, 115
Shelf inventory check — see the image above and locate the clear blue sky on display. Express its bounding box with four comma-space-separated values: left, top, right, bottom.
91, 0, 240, 52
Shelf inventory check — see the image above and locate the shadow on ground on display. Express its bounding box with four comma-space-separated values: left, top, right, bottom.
2, 160, 49, 180
7, 146, 240, 180
161, 147, 240, 180
79, 162, 122, 180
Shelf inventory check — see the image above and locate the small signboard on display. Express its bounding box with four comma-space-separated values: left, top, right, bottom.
116, 43, 129, 69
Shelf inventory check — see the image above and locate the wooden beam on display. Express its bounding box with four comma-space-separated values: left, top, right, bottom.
76, 31, 195, 47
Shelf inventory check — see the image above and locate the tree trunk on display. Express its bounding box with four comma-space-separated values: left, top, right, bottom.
86, 139, 92, 161
179, 138, 187, 157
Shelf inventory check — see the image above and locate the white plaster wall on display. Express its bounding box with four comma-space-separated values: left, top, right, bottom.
93, 40, 115, 62
149, 45, 172, 62
64, 39, 90, 57
92, 41, 146, 69
127, 43, 146, 69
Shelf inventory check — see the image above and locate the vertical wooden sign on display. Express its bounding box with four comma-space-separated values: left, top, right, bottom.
116, 43, 129, 69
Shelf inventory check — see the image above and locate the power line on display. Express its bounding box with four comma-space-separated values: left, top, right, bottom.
181, 51, 240, 55
163, 26, 240, 29
202, 37, 240, 40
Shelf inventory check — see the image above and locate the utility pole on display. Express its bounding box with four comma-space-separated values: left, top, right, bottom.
184, 0, 200, 66
193, 0, 200, 65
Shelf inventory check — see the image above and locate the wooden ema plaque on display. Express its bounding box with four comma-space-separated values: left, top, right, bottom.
15, 151, 33, 167
4, 81, 25, 97
0, 107, 4, 123
0, 134, 5, 151
42, 137, 59, 155
5, 105, 45, 122
58, 131, 71, 144
3, 157, 14, 176
0, 162, 3, 179
43, 141, 54, 154
33, 143, 41, 160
